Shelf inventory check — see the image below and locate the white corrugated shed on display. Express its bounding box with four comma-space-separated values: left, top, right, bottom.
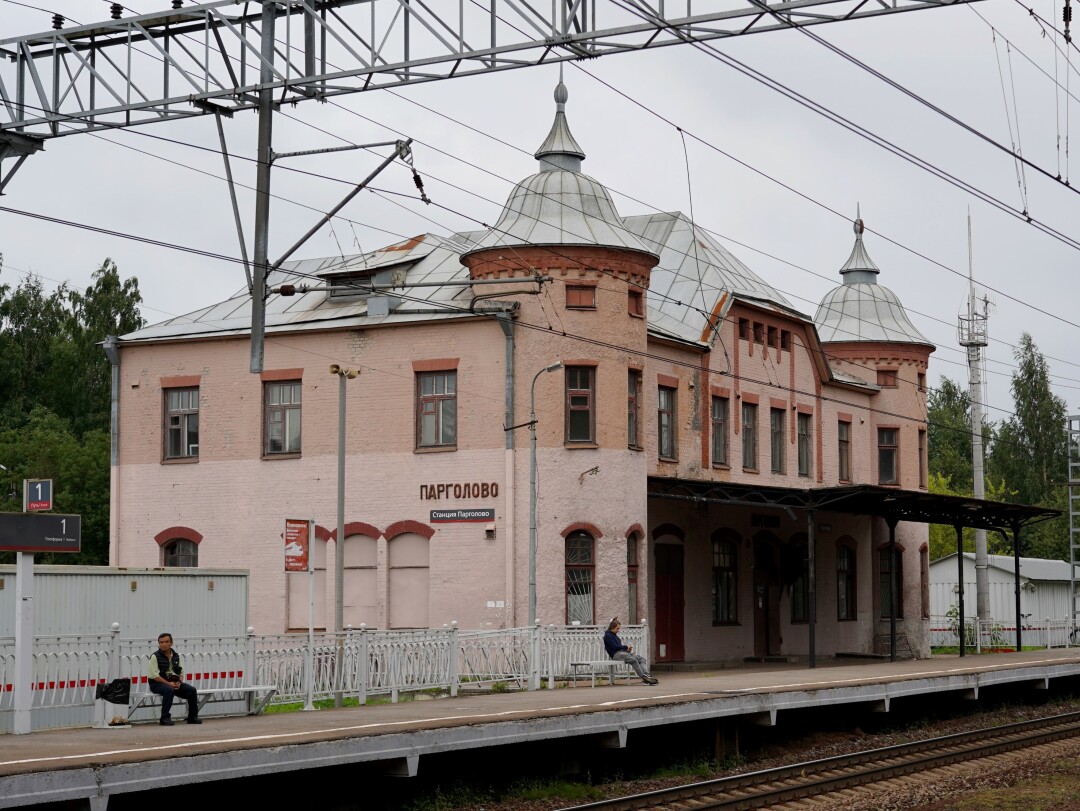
0, 566, 249, 638
929, 553, 1079, 624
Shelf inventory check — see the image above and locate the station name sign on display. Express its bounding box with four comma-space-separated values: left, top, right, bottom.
0, 512, 82, 553
420, 482, 498, 500
430, 508, 495, 523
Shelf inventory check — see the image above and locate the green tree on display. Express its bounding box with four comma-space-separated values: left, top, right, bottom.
988, 333, 1068, 508
927, 377, 974, 494
43, 259, 145, 434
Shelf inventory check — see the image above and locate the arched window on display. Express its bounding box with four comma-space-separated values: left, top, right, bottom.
389, 533, 430, 629
163, 539, 198, 567
626, 533, 640, 624
711, 531, 739, 624
565, 531, 595, 625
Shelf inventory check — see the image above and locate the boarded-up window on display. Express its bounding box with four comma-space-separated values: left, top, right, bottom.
389, 534, 429, 628
344, 534, 378, 628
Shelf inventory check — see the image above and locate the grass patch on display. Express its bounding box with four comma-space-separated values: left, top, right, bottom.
646, 757, 720, 780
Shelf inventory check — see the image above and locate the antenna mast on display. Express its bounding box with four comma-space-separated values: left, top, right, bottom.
957, 211, 990, 624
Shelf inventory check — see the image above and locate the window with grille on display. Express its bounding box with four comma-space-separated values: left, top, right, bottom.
565, 531, 595, 625
627, 534, 640, 624
712, 537, 738, 623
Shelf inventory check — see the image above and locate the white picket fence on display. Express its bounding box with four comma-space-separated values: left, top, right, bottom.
0, 621, 648, 732
928, 615, 1079, 651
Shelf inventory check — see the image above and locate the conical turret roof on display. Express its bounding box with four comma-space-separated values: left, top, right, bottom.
814, 214, 934, 347
461, 83, 657, 260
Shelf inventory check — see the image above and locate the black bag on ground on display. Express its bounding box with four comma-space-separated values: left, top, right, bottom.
95, 678, 131, 705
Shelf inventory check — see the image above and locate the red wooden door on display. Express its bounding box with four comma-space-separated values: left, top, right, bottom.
654, 543, 685, 662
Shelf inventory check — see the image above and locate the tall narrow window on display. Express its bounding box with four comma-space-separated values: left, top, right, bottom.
265, 381, 302, 455
628, 289, 645, 317
417, 371, 457, 448
566, 531, 595, 625
837, 544, 856, 620
566, 366, 595, 443
742, 402, 758, 469
711, 396, 729, 466
918, 428, 927, 488
627, 370, 642, 449
878, 428, 898, 485
797, 412, 812, 476
770, 408, 785, 473
838, 420, 852, 482
165, 387, 200, 459
627, 533, 640, 624
658, 385, 677, 459
712, 537, 738, 623
879, 546, 904, 619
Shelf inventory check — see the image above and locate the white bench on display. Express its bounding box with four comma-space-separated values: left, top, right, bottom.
569, 659, 634, 687
128, 685, 277, 720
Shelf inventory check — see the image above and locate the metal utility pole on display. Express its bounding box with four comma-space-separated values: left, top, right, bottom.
1068, 415, 1080, 637
957, 213, 990, 621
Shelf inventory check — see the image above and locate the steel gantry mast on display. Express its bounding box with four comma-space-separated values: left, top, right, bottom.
0, 0, 985, 370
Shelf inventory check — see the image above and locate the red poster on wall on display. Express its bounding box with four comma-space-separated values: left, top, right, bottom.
284, 518, 311, 572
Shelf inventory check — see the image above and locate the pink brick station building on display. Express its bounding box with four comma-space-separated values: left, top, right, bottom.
108, 84, 938, 663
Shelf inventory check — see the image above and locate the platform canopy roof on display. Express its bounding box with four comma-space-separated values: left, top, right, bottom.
647, 479, 1060, 534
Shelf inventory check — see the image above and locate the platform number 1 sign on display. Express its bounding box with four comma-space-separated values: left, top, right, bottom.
25, 478, 52, 511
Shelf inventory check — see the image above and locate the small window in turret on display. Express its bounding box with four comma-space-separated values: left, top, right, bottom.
752, 322, 764, 344
628, 289, 645, 317
738, 318, 750, 340
780, 330, 792, 351
566, 285, 596, 309
876, 369, 898, 388
767, 326, 779, 350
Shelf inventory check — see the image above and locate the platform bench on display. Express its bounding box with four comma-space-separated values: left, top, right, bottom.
128, 685, 278, 720
569, 659, 634, 687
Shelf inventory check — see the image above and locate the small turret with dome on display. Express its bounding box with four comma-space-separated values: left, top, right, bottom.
461, 81, 658, 262
814, 211, 934, 349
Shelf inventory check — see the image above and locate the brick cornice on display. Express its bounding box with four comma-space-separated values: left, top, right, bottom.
154, 526, 203, 546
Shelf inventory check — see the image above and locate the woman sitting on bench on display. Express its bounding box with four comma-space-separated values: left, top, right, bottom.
603, 618, 658, 685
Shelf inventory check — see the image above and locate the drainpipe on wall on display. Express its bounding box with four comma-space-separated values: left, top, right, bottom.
102, 336, 121, 566
477, 304, 518, 629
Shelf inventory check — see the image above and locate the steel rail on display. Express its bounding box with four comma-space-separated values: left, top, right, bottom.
560, 710, 1080, 810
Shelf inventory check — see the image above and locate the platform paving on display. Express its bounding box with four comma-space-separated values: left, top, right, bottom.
3, 649, 1080, 809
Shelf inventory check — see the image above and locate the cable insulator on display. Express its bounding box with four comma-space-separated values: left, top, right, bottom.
412, 169, 431, 205
51, 14, 64, 29
110, 3, 123, 20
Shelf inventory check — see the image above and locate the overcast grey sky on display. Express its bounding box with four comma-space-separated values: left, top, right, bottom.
2, 0, 1078, 424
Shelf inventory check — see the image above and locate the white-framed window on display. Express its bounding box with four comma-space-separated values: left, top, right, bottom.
265, 381, 302, 455
417, 371, 457, 448
164, 387, 199, 459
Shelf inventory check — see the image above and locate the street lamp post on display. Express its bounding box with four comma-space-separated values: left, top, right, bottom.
329, 363, 357, 708
529, 361, 564, 628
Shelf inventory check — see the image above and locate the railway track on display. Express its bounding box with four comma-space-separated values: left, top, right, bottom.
559, 710, 1080, 810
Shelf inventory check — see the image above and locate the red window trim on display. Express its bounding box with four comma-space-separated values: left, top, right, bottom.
413, 358, 460, 372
